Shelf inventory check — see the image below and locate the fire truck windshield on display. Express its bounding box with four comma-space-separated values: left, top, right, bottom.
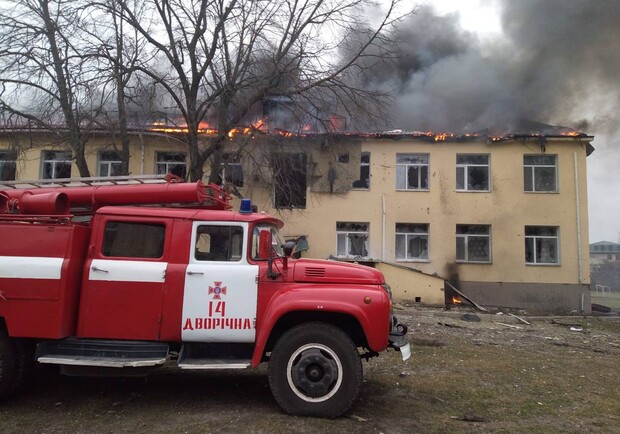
251, 224, 284, 260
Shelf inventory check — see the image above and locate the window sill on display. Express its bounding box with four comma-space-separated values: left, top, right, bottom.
526, 262, 561, 266
524, 191, 559, 194
395, 259, 430, 263
455, 260, 492, 264
455, 189, 491, 193
395, 188, 430, 192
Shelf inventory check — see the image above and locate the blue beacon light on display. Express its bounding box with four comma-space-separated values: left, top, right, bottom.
239, 198, 253, 214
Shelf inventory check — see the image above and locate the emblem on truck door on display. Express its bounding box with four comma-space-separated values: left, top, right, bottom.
208, 281, 227, 299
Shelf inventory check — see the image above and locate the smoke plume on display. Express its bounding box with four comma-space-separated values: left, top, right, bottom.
369, 1, 620, 134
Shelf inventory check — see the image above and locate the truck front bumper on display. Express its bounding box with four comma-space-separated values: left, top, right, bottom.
388, 315, 411, 361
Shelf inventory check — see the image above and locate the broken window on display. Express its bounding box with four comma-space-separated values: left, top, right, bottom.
102, 221, 165, 258
525, 226, 559, 265
352, 152, 370, 189
396, 154, 429, 190
395, 223, 429, 261
456, 224, 491, 263
195, 225, 244, 262
0, 150, 17, 181
221, 154, 244, 187
41, 151, 72, 179
524, 155, 557, 192
99, 151, 123, 177
456, 154, 489, 191
156, 152, 187, 178
336, 222, 369, 259
272, 153, 307, 208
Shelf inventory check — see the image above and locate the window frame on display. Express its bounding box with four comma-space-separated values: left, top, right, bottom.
395, 223, 429, 262
456, 224, 492, 264
524, 154, 558, 193
41, 150, 72, 180
456, 154, 490, 192
101, 220, 167, 259
0, 149, 17, 181
156, 152, 187, 179
351, 151, 370, 190
272, 152, 308, 209
221, 153, 244, 187
525, 226, 560, 265
98, 150, 123, 177
336, 222, 369, 259
396, 153, 429, 191
194, 224, 244, 262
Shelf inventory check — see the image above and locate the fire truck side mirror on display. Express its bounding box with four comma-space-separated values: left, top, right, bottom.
258, 230, 271, 259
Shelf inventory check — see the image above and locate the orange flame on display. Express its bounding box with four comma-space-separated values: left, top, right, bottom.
451, 296, 463, 305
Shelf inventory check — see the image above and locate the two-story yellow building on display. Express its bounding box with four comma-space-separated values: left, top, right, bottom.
0, 127, 593, 313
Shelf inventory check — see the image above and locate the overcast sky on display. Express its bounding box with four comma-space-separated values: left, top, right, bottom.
399, 0, 620, 244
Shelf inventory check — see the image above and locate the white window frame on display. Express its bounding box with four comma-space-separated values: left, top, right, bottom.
456, 154, 490, 192
156, 152, 187, 178
41, 150, 72, 179
396, 154, 429, 191
221, 154, 244, 187
456, 224, 492, 263
525, 226, 560, 265
524, 155, 558, 192
336, 222, 369, 259
395, 223, 429, 262
98, 151, 123, 177
351, 152, 370, 190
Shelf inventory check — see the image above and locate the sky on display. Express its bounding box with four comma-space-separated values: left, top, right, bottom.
382, 0, 620, 244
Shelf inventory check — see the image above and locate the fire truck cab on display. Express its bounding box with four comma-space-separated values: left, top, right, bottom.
0, 177, 409, 418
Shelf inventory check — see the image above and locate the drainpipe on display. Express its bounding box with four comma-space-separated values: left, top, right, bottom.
574, 152, 583, 283
382, 194, 386, 261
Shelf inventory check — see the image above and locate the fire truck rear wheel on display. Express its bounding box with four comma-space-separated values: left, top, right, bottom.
0, 329, 18, 401
268, 322, 362, 418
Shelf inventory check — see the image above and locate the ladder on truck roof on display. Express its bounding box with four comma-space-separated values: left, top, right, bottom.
0, 174, 232, 216
0, 174, 180, 189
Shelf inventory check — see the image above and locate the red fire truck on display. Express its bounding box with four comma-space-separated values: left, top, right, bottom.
0, 176, 409, 418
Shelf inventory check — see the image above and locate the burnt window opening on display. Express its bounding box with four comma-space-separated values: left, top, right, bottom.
457, 154, 489, 191
0, 149, 17, 181
156, 152, 187, 179
41, 150, 72, 179
337, 153, 350, 164
352, 152, 370, 189
102, 221, 165, 258
336, 222, 369, 259
525, 226, 559, 265
272, 153, 307, 208
524, 155, 557, 192
99, 151, 123, 177
456, 224, 491, 263
397, 154, 428, 190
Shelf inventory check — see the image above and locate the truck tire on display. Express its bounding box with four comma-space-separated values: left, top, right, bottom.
268, 322, 362, 418
0, 329, 18, 401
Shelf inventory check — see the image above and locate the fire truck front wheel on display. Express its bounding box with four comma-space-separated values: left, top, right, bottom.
0, 328, 18, 401
268, 322, 362, 418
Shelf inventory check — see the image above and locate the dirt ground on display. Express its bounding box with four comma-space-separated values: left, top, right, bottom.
1, 306, 619, 433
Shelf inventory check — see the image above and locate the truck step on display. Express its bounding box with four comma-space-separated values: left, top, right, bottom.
177, 358, 251, 370
36, 339, 169, 368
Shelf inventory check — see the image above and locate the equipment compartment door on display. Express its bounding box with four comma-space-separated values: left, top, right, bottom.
182, 221, 258, 343
79, 219, 168, 340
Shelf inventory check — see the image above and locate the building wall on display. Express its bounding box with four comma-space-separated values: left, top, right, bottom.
0, 130, 592, 312
247, 137, 592, 312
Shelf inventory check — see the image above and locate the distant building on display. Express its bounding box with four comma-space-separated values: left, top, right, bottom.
590, 241, 620, 265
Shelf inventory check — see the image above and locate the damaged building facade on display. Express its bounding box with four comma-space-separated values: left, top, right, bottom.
0, 127, 593, 313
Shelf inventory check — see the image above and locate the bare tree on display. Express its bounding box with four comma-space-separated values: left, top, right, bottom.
111, 0, 406, 182
0, 0, 101, 177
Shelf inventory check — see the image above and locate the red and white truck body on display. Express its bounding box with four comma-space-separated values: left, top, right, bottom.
0, 178, 409, 417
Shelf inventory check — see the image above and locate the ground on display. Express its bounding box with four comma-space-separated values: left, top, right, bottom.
1, 306, 619, 433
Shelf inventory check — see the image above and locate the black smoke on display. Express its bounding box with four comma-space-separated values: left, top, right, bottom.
359, 1, 620, 134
